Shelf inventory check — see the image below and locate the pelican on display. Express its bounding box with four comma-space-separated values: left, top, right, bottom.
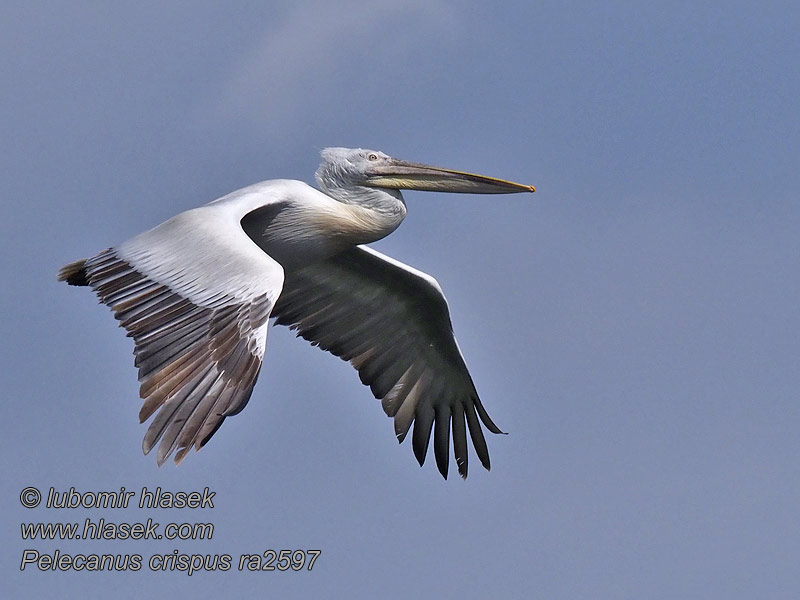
59, 148, 535, 479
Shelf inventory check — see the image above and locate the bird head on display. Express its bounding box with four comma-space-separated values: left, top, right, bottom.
316, 147, 535, 196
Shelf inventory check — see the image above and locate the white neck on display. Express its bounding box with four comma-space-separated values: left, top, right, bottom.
316, 180, 408, 243
248, 185, 407, 268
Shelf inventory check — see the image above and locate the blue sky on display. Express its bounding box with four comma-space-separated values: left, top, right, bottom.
3, 1, 800, 598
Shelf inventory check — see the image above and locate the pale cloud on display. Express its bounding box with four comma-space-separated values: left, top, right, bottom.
208, 0, 461, 134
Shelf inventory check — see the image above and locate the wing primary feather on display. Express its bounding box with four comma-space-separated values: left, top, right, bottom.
464, 400, 491, 471
381, 362, 419, 417
192, 391, 233, 450
221, 370, 259, 416
190, 385, 237, 451
142, 364, 211, 455
433, 404, 451, 479
393, 368, 429, 443
156, 369, 219, 465
134, 323, 207, 369
411, 403, 435, 467
174, 383, 235, 463
451, 402, 468, 478
474, 395, 505, 435
136, 346, 206, 394
126, 301, 203, 341
135, 312, 210, 356
134, 328, 204, 377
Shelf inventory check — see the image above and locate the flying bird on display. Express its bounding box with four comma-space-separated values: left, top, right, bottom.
59, 148, 535, 479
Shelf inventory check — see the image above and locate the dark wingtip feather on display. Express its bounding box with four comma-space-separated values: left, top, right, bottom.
58, 259, 89, 286
452, 403, 468, 479
473, 395, 505, 435
464, 402, 491, 471
433, 407, 450, 479
199, 416, 227, 448
411, 402, 436, 468
413, 441, 427, 467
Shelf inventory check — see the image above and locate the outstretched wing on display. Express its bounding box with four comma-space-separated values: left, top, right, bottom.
62, 204, 284, 464
271, 246, 503, 479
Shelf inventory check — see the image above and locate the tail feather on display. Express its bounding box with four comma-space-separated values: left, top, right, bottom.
58, 259, 89, 286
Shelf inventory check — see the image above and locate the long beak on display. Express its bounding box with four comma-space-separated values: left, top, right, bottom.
364, 158, 535, 194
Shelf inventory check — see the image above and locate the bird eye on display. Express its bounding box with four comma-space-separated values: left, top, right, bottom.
367, 153, 379, 161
